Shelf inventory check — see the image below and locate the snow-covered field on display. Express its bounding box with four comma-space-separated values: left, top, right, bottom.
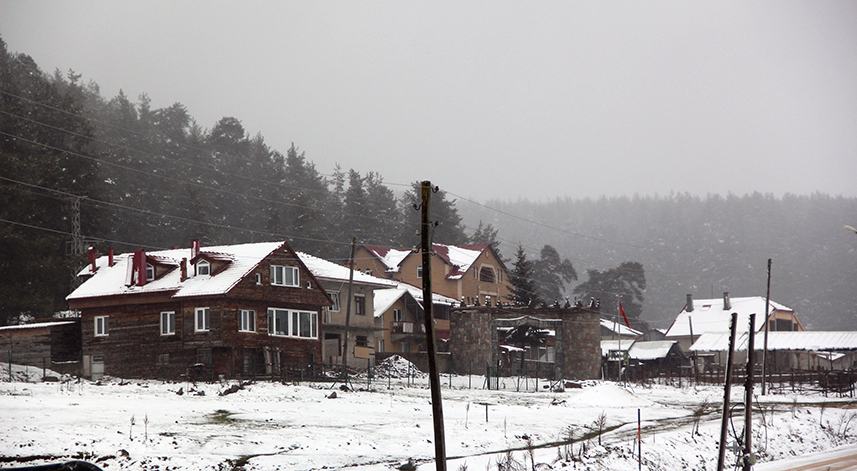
2, 357, 857, 471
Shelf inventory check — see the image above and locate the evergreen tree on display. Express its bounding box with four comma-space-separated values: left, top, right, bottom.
398, 181, 468, 247
506, 245, 540, 306
470, 220, 503, 260
573, 262, 646, 329
531, 245, 577, 303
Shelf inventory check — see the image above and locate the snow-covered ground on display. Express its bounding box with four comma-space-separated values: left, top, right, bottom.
2, 357, 857, 471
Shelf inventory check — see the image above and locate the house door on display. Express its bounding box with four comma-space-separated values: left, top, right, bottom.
91, 355, 105, 380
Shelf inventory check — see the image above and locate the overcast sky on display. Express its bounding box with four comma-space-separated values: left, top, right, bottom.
2, 1, 856, 201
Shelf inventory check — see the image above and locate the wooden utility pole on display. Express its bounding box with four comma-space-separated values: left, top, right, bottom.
420, 181, 447, 471
717, 312, 738, 471
340, 237, 357, 387
743, 314, 756, 471
762, 258, 772, 396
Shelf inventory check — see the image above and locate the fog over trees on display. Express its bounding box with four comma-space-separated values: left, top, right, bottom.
2, 37, 855, 331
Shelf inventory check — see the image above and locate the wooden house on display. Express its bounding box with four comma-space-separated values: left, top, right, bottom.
0, 319, 81, 375
66, 241, 331, 381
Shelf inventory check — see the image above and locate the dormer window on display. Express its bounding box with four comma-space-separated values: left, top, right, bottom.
271, 265, 299, 287
146, 264, 155, 281
197, 260, 211, 276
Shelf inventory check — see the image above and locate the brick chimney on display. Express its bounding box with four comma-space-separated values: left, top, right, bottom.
108, 247, 114, 267
181, 258, 188, 282
191, 239, 201, 259
686, 294, 694, 312
135, 248, 147, 287
723, 292, 731, 310
87, 247, 97, 272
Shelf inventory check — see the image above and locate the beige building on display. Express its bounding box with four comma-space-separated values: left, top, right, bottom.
353, 243, 510, 306
372, 283, 457, 354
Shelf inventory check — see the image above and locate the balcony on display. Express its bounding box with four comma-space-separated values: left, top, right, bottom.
391, 321, 425, 341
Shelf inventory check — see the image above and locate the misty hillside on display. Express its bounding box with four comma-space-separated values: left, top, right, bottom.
459, 193, 857, 330
2, 37, 855, 333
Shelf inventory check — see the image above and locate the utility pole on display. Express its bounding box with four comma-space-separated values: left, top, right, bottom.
717, 312, 738, 471
340, 237, 357, 388
420, 181, 447, 471
743, 314, 756, 471
761, 259, 772, 396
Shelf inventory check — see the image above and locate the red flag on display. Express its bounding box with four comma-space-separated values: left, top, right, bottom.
619, 302, 631, 328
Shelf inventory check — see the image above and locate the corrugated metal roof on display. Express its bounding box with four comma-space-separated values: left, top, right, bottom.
690, 331, 857, 352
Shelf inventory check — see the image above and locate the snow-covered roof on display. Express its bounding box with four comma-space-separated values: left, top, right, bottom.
600, 319, 643, 338
67, 241, 286, 301
690, 331, 857, 352
296, 252, 397, 288
372, 282, 457, 318
628, 340, 682, 361
0, 321, 76, 332
665, 296, 793, 338
361, 246, 413, 273
362, 243, 499, 280
601, 340, 631, 356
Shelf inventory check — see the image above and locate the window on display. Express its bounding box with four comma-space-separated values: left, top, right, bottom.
255, 273, 262, 285
329, 292, 340, 312
94, 316, 109, 337
479, 266, 496, 283
197, 260, 210, 276
270, 265, 299, 287
377, 339, 385, 353
268, 308, 318, 339
356, 335, 368, 347
160, 311, 176, 335
239, 309, 255, 332
417, 265, 423, 279
497, 269, 502, 283
393, 308, 403, 322
195, 307, 210, 332
146, 264, 155, 281
292, 310, 317, 338
400, 342, 409, 353
354, 295, 366, 316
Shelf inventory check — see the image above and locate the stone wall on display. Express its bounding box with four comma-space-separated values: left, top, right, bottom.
449, 306, 601, 379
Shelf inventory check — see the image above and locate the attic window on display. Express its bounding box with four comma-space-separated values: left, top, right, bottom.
271, 265, 299, 287
197, 260, 211, 276
146, 264, 155, 281
417, 265, 423, 279
479, 266, 496, 284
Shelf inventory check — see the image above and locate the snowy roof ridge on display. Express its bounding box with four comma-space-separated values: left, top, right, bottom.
67, 241, 285, 301
296, 251, 397, 287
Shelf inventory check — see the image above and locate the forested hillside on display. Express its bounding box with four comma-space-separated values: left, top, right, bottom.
459, 193, 857, 330
2, 37, 855, 332
0, 38, 469, 323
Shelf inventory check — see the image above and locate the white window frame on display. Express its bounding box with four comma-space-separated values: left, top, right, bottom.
196, 259, 210, 276
417, 264, 423, 279
329, 292, 340, 312
267, 308, 318, 339
146, 263, 155, 281
94, 316, 109, 337
270, 265, 299, 287
393, 308, 403, 322
239, 309, 255, 333
160, 311, 176, 336
195, 307, 210, 332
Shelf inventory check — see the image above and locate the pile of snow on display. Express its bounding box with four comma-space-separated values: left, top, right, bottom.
0, 362, 69, 383
372, 355, 427, 379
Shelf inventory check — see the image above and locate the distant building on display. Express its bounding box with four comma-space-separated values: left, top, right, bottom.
353, 243, 511, 306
